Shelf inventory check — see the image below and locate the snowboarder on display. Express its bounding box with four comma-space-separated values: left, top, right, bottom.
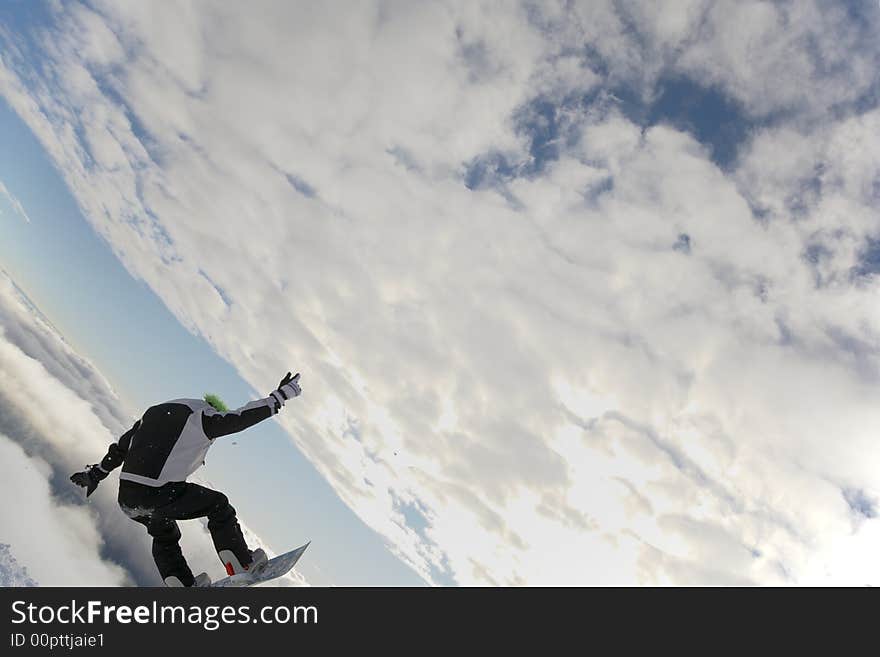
70, 372, 302, 587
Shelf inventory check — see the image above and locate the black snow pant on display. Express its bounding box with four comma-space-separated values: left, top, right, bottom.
118, 479, 252, 586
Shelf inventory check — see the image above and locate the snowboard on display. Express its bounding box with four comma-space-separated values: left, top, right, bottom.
211, 541, 311, 587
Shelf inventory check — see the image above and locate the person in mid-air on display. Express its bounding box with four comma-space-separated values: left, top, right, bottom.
70, 372, 302, 587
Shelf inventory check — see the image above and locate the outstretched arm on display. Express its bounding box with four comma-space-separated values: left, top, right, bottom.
202, 372, 302, 439
69, 419, 141, 497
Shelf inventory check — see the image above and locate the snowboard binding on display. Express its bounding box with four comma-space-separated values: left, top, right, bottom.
219, 548, 268, 577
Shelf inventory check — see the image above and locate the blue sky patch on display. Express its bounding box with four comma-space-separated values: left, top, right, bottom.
641, 76, 754, 170
199, 269, 233, 308
853, 238, 880, 278
465, 69, 761, 193
673, 233, 692, 254
397, 498, 431, 537
463, 150, 517, 190
284, 172, 317, 198
843, 487, 877, 520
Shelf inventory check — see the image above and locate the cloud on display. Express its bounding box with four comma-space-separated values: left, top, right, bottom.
0, 433, 129, 586
0, 180, 31, 223
0, 270, 135, 434
0, 544, 38, 587
1, 0, 879, 585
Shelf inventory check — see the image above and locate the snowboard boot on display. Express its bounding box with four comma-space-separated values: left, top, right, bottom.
165, 572, 212, 587
219, 548, 268, 577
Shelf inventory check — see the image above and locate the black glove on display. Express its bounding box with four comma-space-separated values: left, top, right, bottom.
270, 372, 301, 411
70, 465, 107, 498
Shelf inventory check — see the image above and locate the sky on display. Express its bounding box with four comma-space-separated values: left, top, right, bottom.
1, 0, 879, 586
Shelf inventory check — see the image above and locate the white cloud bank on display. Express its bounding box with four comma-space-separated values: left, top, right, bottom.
1, 0, 879, 584
0, 543, 38, 587
0, 434, 128, 586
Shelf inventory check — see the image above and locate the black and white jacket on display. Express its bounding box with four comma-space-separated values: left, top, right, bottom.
99, 397, 279, 487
